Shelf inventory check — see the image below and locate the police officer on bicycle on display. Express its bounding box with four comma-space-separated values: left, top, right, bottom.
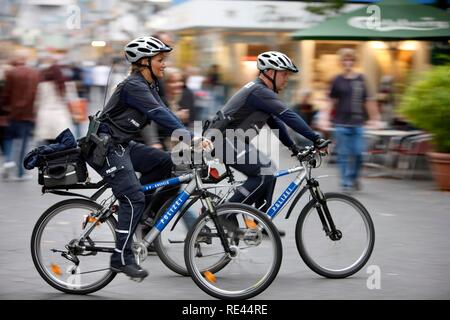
207, 51, 327, 230
84, 36, 211, 280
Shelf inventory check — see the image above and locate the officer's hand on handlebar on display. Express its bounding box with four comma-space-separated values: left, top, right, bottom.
192, 136, 214, 152
201, 138, 214, 152
314, 138, 330, 155
290, 139, 331, 160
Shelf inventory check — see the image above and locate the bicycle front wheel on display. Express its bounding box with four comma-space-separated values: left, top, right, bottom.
295, 192, 375, 278
185, 203, 282, 300
31, 199, 117, 294
153, 192, 228, 276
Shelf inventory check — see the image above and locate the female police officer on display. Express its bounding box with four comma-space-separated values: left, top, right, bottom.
86, 36, 210, 280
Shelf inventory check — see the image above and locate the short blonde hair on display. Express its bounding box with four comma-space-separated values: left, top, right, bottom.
338, 48, 356, 61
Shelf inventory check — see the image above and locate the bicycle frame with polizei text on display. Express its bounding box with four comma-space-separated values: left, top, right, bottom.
137, 161, 310, 247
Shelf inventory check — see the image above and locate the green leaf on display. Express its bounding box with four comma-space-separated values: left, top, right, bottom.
398, 65, 450, 153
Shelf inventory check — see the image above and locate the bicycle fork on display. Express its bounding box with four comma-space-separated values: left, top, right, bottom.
194, 166, 235, 257
200, 192, 234, 256
307, 179, 342, 241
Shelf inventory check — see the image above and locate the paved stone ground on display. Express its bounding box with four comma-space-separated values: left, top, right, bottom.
1, 145, 449, 300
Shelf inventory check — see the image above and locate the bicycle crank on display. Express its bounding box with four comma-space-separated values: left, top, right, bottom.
130, 277, 145, 283
132, 242, 148, 264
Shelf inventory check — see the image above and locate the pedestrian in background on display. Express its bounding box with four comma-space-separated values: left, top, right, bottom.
91, 62, 110, 105
205, 64, 226, 115
1, 51, 40, 181
151, 67, 195, 151
66, 61, 89, 139
320, 48, 380, 192
377, 75, 395, 124
294, 88, 316, 126
34, 62, 73, 146
0, 59, 13, 156
80, 61, 95, 101
290, 88, 318, 147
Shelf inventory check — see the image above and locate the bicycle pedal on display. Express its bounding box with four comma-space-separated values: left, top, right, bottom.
197, 238, 212, 245
130, 276, 145, 283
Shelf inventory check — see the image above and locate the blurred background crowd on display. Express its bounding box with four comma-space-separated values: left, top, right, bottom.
0, 0, 449, 190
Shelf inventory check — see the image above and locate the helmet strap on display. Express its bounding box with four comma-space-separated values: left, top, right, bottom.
136, 57, 159, 91
147, 57, 160, 91
261, 70, 278, 94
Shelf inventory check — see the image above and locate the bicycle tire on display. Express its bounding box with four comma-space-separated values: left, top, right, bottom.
31, 198, 117, 294
185, 203, 282, 300
295, 192, 375, 279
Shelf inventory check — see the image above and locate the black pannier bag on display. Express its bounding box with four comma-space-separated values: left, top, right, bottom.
38, 148, 88, 187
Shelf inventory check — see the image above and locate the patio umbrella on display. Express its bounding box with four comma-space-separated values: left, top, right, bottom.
291, 0, 450, 41
291, 0, 449, 109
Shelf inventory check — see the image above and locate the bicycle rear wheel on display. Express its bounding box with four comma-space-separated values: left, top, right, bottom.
295, 192, 375, 278
185, 203, 282, 300
31, 199, 117, 294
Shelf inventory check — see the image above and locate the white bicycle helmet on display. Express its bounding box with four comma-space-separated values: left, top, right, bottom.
257, 51, 299, 73
124, 36, 172, 63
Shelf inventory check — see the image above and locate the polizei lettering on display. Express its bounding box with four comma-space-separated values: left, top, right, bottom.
268, 182, 297, 217
153, 181, 169, 188
159, 192, 188, 225
145, 180, 170, 191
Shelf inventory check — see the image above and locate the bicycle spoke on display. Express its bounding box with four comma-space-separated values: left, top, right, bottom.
297, 193, 374, 278
32, 199, 117, 294
186, 205, 282, 300
79, 268, 111, 275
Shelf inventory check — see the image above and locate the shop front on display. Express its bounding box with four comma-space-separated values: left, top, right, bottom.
148, 0, 362, 102
292, 0, 449, 117
297, 39, 430, 114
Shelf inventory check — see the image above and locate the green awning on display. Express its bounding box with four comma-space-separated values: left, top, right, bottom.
292, 0, 450, 41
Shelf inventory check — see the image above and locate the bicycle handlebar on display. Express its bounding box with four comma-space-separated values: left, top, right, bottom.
294, 139, 332, 162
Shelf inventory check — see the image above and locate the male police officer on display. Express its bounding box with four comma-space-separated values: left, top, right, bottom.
208, 51, 327, 227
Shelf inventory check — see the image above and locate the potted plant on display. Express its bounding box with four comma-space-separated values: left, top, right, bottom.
398, 64, 450, 190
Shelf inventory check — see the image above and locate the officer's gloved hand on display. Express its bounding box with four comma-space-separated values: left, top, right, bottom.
314, 138, 330, 154
289, 144, 302, 157
192, 136, 214, 152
